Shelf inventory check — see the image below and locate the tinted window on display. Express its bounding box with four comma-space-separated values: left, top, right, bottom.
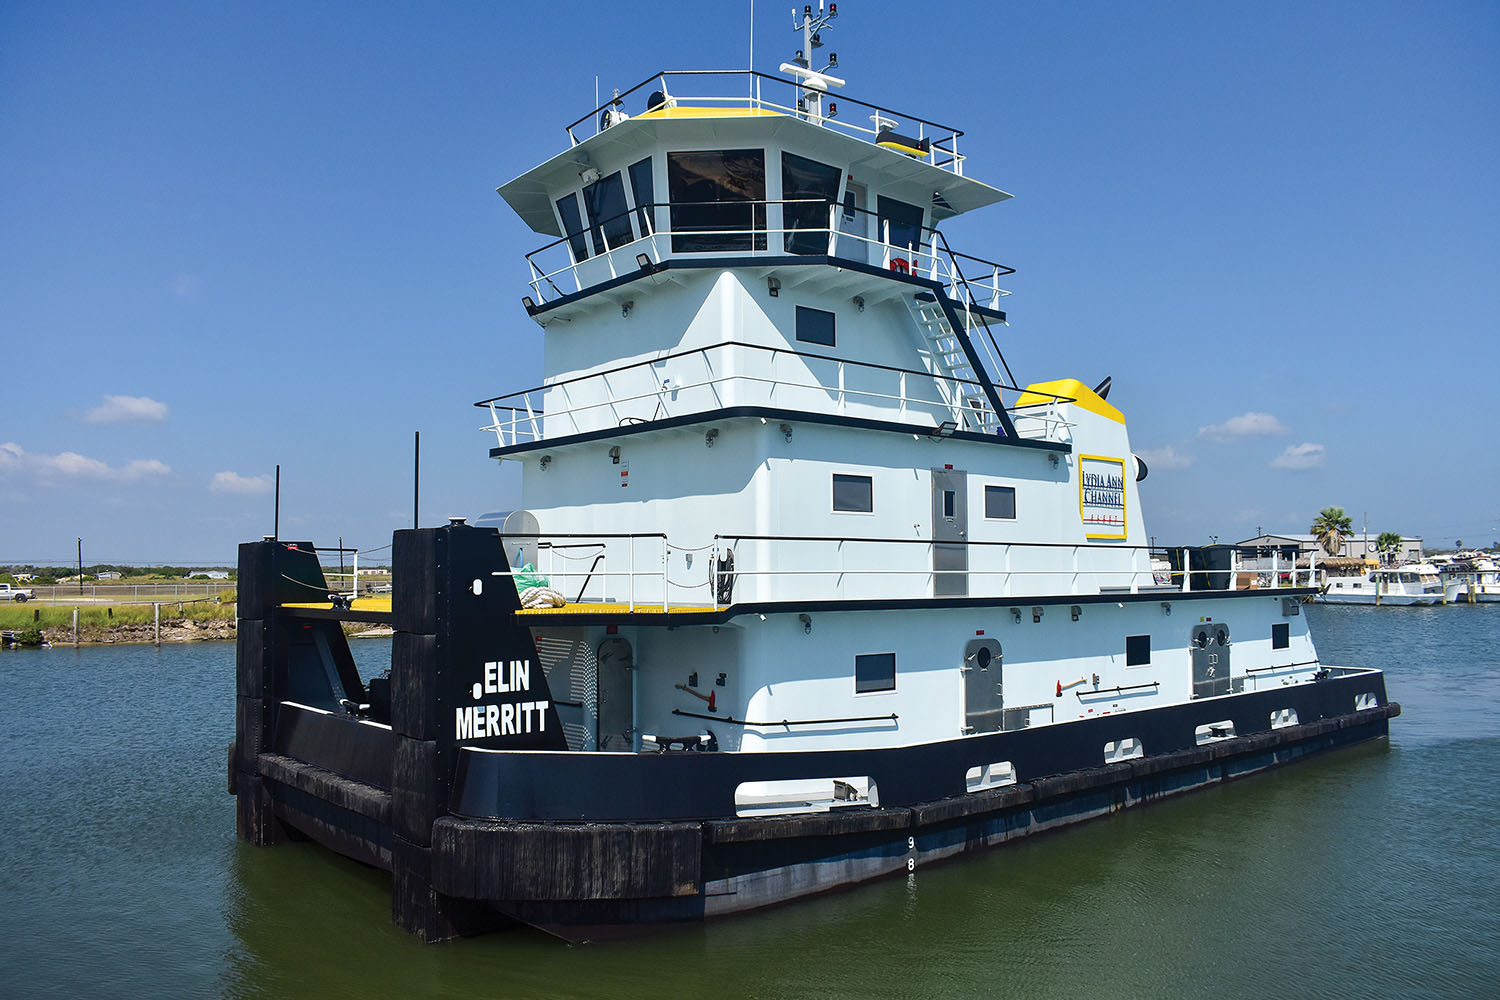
855, 652, 896, 693
781, 152, 842, 254
583, 172, 633, 254
1272, 622, 1290, 650
832, 474, 873, 512
556, 193, 589, 261
627, 157, 655, 235
668, 149, 767, 252
877, 195, 924, 254
984, 485, 1017, 519
1125, 634, 1151, 666
796, 306, 835, 347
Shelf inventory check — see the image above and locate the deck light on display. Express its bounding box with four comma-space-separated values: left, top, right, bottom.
636, 252, 653, 271
930, 421, 957, 439
1071, 605, 1082, 621
705, 428, 719, 448
1011, 608, 1022, 623
609, 446, 621, 465
799, 613, 812, 634
1162, 602, 1172, 616
1032, 606, 1044, 623
768, 276, 781, 297
1048, 453, 1060, 468
621, 300, 634, 317
539, 455, 552, 471
853, 295, 864, 312
521, 296, 537, 312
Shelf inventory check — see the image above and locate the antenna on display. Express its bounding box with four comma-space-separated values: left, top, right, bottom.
784, 1, 842, 122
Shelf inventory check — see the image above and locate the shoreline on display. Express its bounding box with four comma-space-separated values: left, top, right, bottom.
3, 618, 394, 648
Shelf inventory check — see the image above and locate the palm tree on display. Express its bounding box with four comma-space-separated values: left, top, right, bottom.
1310, 506, 1354, 557
1376, 531, 1403, 565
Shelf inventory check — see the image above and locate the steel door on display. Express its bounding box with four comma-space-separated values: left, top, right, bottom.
837, 182, 868, 262
932, 467, 968, 596
962, 638, 1003, 733
596, 637, 634, 751
1191, 623, 1231, 699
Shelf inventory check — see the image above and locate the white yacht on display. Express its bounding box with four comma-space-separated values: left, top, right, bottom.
1317, 564, 1450, 605
1428, 552, 1500, 603
231, 6, 1398, 941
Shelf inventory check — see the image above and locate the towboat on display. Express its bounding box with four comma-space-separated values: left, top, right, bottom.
230, 7, 1398, 942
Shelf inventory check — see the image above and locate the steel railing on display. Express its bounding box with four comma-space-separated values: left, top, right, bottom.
564, 70, 967, 173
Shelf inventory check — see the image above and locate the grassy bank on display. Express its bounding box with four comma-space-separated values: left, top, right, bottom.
1, 598, 237, 630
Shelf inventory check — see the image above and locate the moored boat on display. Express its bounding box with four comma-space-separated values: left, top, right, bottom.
230, 7, 1397, 941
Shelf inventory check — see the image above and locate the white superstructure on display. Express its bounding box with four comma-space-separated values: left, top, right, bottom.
473, 15, 1333, 807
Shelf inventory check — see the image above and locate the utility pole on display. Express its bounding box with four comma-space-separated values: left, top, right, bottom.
77, 537, 83, 595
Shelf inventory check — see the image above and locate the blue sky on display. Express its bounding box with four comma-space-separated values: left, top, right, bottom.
2, 1, 1496, 563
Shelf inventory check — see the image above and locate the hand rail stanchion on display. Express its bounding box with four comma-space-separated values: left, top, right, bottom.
629, 537, 636, 611
1182, 547, 1192, 593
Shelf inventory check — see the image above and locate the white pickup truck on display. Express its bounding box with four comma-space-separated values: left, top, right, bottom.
0, 583, 35, 602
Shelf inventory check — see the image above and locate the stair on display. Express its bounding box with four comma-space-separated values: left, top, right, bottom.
904, 294, 1001, 433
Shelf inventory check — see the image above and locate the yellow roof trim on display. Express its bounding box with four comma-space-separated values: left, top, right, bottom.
634, 106, 785, 121
1013, 378, 1124, 424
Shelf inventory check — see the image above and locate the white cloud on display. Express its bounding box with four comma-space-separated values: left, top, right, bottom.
84, 394, 168, 424
1136, 445, 1193, 470
0, 442, 171, 483
210, 471, 274, 496
1271, 442, 1327, 470
1198, 411, 1288, 441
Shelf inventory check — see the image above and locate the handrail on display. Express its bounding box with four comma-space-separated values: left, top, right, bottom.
473, 340, 1041, 409
563, 68, 965, 146
671, 707, 899, 727
1077, 681, 1160, 700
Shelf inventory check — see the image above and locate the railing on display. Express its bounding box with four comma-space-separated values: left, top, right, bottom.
474, 341, 1063, 448
524, 198, 1012, 312
17, 581, 237, 604
565, 70, 967, 174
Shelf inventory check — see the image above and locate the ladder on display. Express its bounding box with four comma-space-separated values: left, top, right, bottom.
904, 294, 1001, 433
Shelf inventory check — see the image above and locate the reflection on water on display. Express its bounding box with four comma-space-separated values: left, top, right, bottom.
2, 607, 1498, 998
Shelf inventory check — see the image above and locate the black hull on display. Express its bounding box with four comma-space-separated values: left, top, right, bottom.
238, 685, 1396, 941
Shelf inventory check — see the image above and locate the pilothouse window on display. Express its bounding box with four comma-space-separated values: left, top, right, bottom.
584, 171, 633, 255
796, 306, 836, 347
627, 157, 655, 235
668, 149, 767, 253
556, 193, 589, 261
877, 195, 924, 256
781, 152, 842, 254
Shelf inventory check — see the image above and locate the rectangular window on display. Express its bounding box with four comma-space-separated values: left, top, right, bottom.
943, 490, 956, 518
796, 305, 836, 347
832, 473, 873, 512
877, 195, 924, 255
583, 171, 633, 255
668, 149, 767, 253
984, 485, 1017, 520
627, 157, 655, 235
556, 193, 589, 261
1125, 634, 1151, 666
781, 152, 842, 254
855, 652, 896, 693
1272, 622, 1290, 650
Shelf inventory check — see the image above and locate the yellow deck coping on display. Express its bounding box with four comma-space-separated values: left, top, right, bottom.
283, 596, 393, 613
515, 602, 718, 617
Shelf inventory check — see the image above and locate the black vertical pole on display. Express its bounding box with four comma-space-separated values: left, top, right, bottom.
77, 537, 83, 595
413, 431, 420, 530
274, 465, 280, 541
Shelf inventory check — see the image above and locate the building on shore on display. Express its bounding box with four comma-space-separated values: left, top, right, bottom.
1238, 532, 1423, 564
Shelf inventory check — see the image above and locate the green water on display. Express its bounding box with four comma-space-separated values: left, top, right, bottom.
3, 606, 1498, 998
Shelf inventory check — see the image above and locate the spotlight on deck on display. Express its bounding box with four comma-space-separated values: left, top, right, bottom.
799, 613, 812, 635
521, 296, 537, 312
636, 252, 653, 271
930, 420, 958, 439
768, 276, 781, 297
